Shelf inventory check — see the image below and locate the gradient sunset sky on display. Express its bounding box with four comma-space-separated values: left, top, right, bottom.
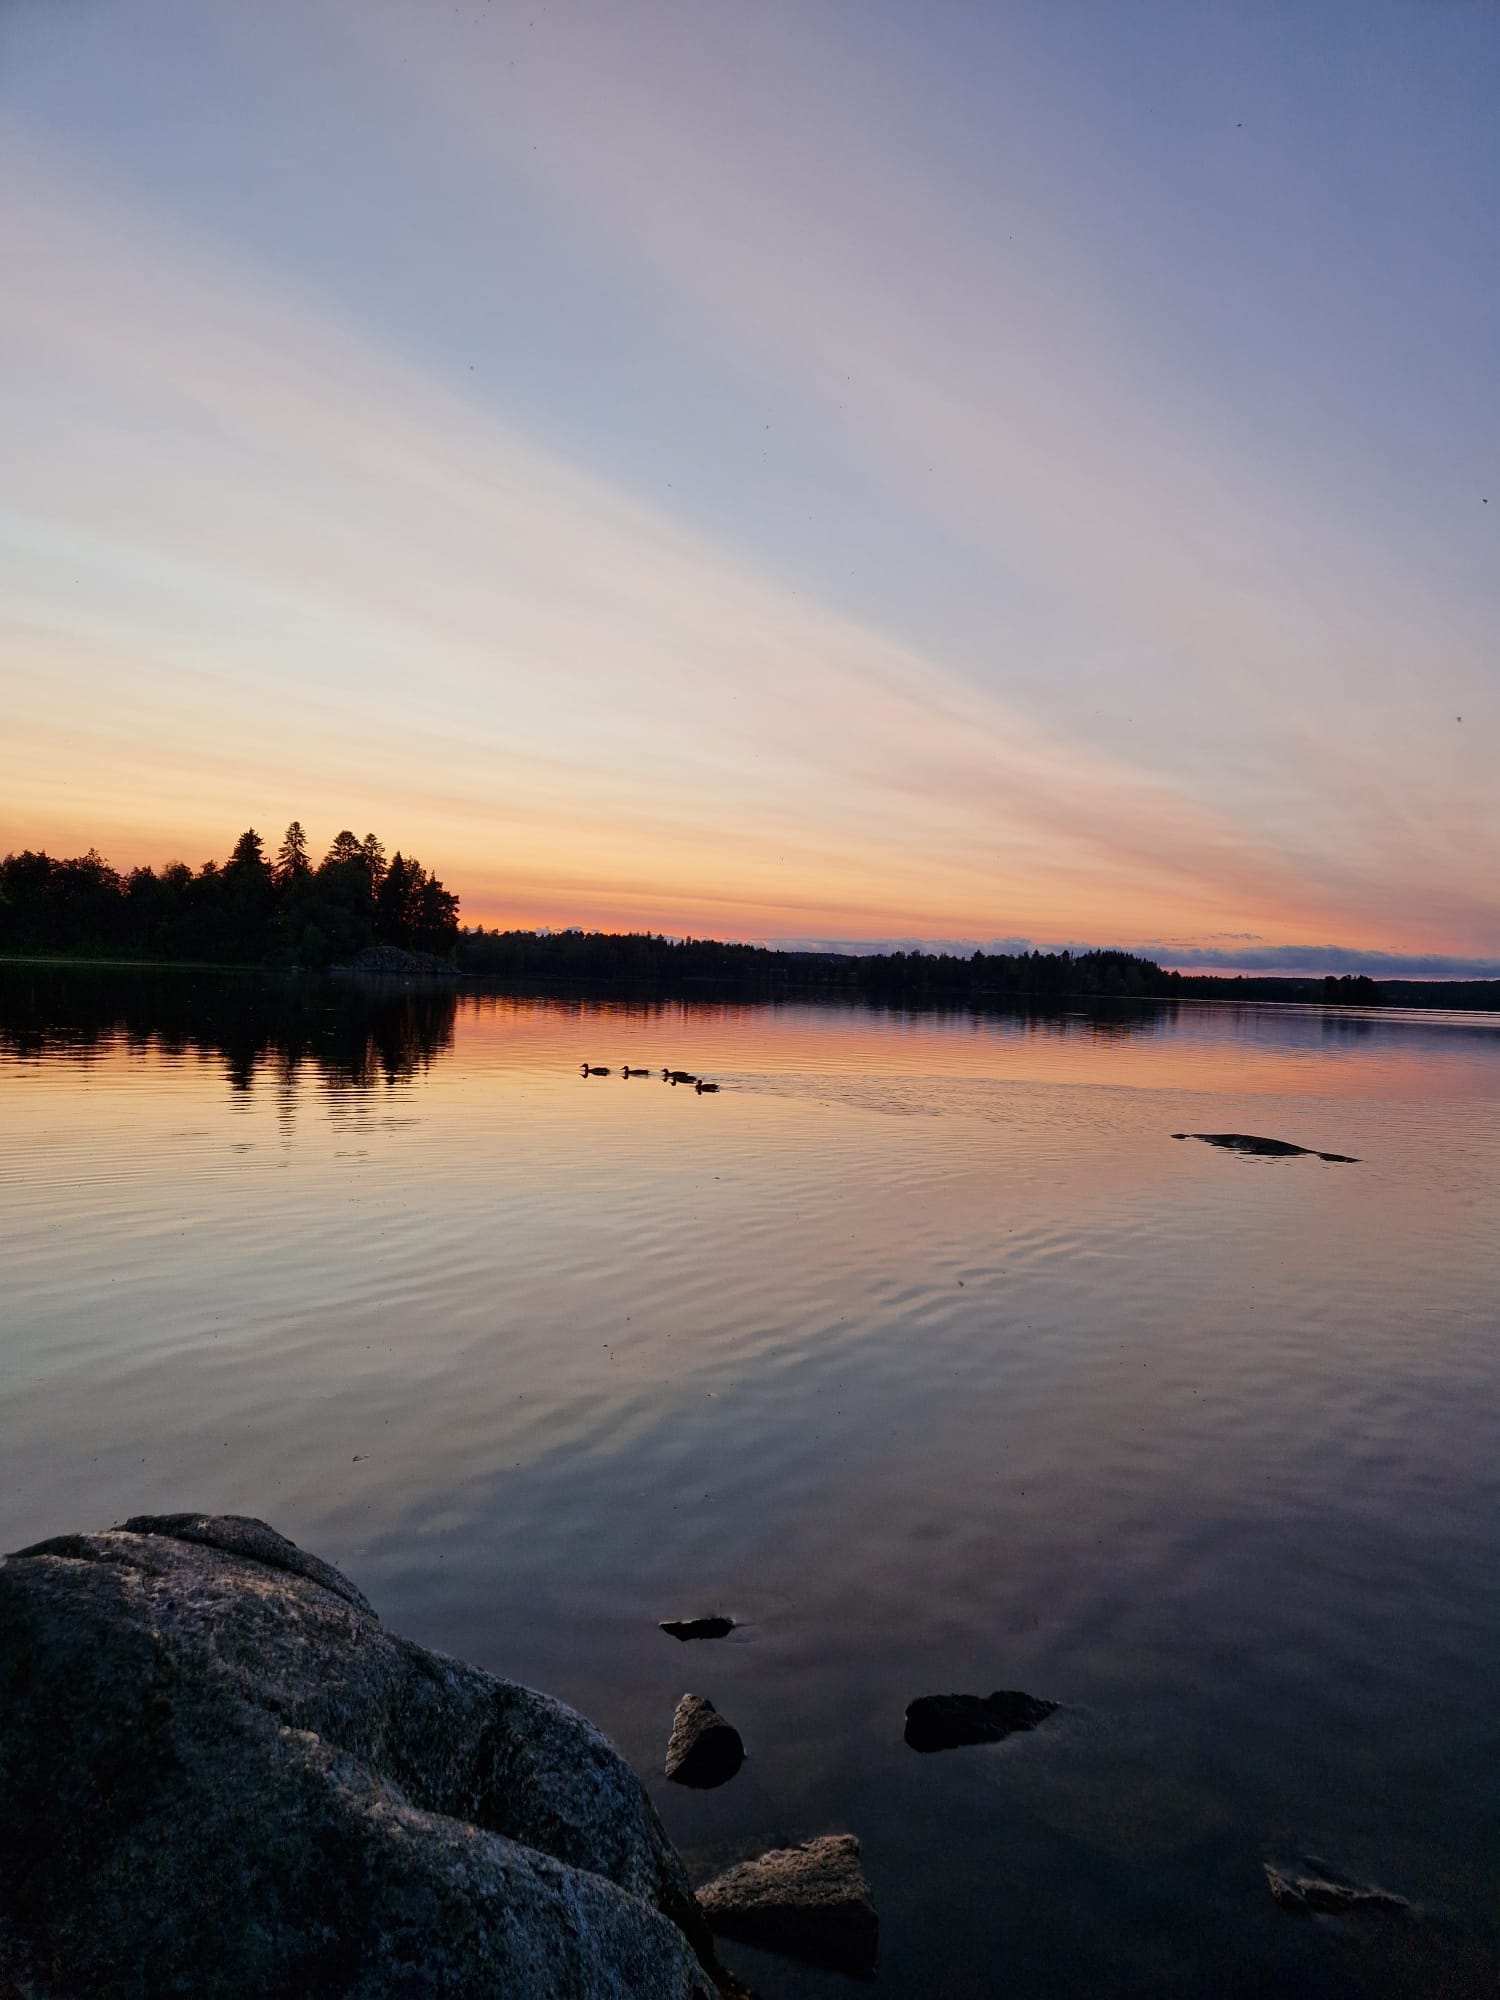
3, 1, 1496, 971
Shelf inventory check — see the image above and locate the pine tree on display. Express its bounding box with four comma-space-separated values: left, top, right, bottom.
226, 828, 268, 875
324, 830, 363, 868
274, 822, 311, 885
415, 871, 460, 953
376, 852, 415, 946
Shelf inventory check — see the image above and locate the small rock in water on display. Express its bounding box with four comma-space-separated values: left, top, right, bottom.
665, 1693, 745, 1788
1172, 1132, 1358, 1163
904, 1689, 1058, 1752
1265, 1865, 1409, 1915
660, 1615, 736, 1641
697, 1833, 877, 1973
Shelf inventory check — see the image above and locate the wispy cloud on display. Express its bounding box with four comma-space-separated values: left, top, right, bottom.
2, 2, 1496, 954
0, 141, 1359, 942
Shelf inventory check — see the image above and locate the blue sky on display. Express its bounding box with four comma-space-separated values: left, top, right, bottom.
2, 0, 1496, 968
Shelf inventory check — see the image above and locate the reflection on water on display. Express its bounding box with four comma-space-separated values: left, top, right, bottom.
0, 961, 456, 1094
1, 968, 1497, 1997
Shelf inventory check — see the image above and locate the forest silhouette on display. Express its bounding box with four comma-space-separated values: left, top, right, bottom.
0, 832, 1191, 1000
7, 823, 1484, 1009
0, 825, 458, 968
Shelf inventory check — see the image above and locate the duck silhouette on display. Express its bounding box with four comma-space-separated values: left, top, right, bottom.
581, 1064, 610, 1076
622, 1065, 651, 1077
694, 1080, 720, 1093
664, 1069, 697, 1085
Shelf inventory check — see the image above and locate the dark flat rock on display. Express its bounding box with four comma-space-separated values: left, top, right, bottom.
697, 1834, 877, 1973
660, 1616, 736, 1642
665, 1693, 745, 1789
1266, 1865, 1409, 1915
0, 1514, 721, 1997
1173, 1132, 1358, 1162
904, 1689, 1058, 1752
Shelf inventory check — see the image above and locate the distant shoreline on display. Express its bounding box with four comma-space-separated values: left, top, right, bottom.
3, 949, 1498, 1015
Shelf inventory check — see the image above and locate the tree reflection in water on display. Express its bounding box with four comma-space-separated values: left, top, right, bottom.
0, 964, 457, 1097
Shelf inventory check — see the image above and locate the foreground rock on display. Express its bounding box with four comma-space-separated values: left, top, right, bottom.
665, 1693, 745, 1788
904, 1689, 1058, 1752
661, 1615, 736, 1641
0, 1514, 723, 1998
1265, 1865, 1409, 1915
1172, 1132, 1358, 1163
698, 1834, 877, 1973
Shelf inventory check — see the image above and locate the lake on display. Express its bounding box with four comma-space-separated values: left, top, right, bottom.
2, 966, 1496, 1996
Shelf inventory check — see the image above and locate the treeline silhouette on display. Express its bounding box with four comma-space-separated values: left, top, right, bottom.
0, 825, 459, 967
7, 834, 1494, 1009
456, 934, 1500, 1010
1166, 970, 1500, 1009
0, 961, 456, 1091
456, 932, 1500, 1010
1183, 972, 1384, 1005
458, 928, 1184, 1001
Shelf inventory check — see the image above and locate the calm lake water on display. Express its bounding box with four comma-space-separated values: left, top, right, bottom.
2, 967, 1496, 1996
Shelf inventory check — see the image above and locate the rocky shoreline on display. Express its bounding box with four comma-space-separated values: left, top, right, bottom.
0, 1514, 1412, 1994
0, 1515, 891, 1996
0, 1516, 725, 1996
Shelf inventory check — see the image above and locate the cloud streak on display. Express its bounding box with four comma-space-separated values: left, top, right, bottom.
1, 1, 1496, 957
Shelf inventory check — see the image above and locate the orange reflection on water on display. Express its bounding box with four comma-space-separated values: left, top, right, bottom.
449, 992, 1500, 1104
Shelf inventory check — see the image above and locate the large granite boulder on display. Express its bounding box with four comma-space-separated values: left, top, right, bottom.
0, 1514, 723, 1998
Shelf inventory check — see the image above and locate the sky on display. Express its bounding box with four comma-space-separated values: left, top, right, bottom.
2, 1, 1496, 974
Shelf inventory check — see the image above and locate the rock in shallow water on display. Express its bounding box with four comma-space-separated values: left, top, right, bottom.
904, 1689, 1058, 1752
1265, 1865, 1409, 1915
665, 1693, 745, 1788
660, 1615, 736, 1641
0, 1514, 722, 1998
697, 1833, 878, 1973
1172, 1132, 1358, 1163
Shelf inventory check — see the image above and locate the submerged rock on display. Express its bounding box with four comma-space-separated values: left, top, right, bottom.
0, 1514, 722, 1998
697, 1833, 877, 1973
1172, 1132, 1358, 1163
1265, 1865, 1409, 1915
665, 1694, 745, 1788
661, 1615, 736, 1642
904, 1689, 1058, 1752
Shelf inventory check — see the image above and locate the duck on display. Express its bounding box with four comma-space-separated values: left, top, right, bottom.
622, 1065, 651, 1077
664, 1069, 697, 1085
694, 1079, 720, 1093
581, 1064, 611, 1076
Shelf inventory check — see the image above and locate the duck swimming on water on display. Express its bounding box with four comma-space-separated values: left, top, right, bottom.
694, 1080, 720, 1093
664, 1069, 697, 1085
581, 1064, 611, 1076
622, 1066, 651, 1077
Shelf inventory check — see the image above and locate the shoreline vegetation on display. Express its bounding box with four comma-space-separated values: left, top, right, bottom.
3, 829, 1497, 1011
0, 825, 460, 971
